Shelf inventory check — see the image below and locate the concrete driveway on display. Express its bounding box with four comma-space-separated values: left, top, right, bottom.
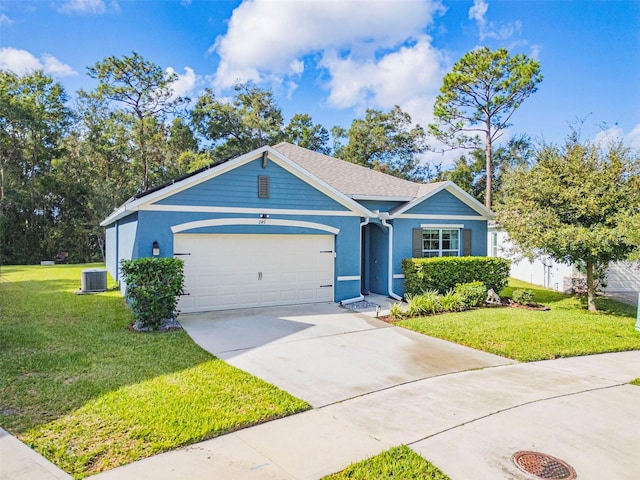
178, 302, 514, 407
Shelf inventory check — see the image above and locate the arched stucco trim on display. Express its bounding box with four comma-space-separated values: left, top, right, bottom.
170, 218, 340, 235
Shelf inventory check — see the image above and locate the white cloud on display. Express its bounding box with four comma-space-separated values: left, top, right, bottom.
109, 1, 121, 14
320, 35, 443, 112
58, 0, 118, 15
593, 125, 624, 146
0, 13, 13, 26
529, 44, 542, 61
211, 0, 445, 90
625, 124, 640, 150
0, 48, 41, 74
468, 0, 488, 26
42, 54, 77, 76
468, 0, 520, 41
166, 66, 198, 100
593, 124, 640, 150
289, 59, 304, 76
0, 48, 77, 77
59, 0, 105, 15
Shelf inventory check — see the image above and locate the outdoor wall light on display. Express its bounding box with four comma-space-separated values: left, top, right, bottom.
152, 241, 160, 257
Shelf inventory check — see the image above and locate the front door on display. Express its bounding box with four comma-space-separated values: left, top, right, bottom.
361, 223, 388, 295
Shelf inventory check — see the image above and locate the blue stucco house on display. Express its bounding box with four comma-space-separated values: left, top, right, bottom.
101, 143, 493, 312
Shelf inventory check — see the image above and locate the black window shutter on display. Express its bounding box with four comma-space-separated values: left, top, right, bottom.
462, 229, 472, 256
412, 228, 423, 258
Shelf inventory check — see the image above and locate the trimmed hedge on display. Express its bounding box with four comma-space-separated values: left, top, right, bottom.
402, 256, 510, 296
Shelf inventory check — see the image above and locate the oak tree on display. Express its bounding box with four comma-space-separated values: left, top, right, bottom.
192, 83, 283, 158
338, 106, 428, 180
495, 134, 640, 311
283, 113, 330, 154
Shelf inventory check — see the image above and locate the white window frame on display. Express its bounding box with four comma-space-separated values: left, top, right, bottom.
421, 228, 461, 257
490, 232, 498, 257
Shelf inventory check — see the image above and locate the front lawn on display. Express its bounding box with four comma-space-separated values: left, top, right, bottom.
0, 265, 309, 478
398, 279, 640, 362
323, 446, 450, 480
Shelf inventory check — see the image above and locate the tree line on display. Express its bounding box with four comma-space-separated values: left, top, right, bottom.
5, 46, 637, 303
0, 53, 436, 264
1, 48, 541, 264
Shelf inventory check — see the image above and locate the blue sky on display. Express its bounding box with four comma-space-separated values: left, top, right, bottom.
1, 0, 639, 165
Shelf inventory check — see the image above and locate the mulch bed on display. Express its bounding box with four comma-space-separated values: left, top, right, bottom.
128, 318, 183, 333
500, 298, 550, 311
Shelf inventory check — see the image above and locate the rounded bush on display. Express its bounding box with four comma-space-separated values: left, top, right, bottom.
512, 289, 536, 306
120, 257, 185, 330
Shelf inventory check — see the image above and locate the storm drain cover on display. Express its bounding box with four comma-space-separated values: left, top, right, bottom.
512, 451, 577, 480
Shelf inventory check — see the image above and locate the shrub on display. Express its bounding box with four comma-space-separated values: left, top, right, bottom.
455, 281, 488, 308
440, 289, 466, 312
120, 257, 185, 330
512, 289, 536, 306
402, 256, 510, 295
406, 290, 442, 316
389, 302, 406, 319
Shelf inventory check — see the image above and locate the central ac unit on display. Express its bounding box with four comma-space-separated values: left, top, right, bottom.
81, 269, 107, 293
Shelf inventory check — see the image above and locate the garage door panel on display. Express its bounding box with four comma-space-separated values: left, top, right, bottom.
175, 234, 335, 312
606, 261, 640, 292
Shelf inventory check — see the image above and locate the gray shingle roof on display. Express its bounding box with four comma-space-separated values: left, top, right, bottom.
273, 142, 445, 199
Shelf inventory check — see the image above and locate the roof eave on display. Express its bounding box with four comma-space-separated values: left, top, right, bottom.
100, 204, 130, 227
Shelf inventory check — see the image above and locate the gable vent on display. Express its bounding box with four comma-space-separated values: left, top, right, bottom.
258, 175, 270, 198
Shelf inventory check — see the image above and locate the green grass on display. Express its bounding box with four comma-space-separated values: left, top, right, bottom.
0, 264, 309, 478
323, 446, 450, 480
398, 279, 640, 362
632, 379, 640, 386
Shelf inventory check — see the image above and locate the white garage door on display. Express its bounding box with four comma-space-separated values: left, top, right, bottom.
605, 261, 640, 292
174, 234, 335, 312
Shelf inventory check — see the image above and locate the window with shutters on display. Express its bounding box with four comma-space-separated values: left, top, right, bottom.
422, 229, 460, 257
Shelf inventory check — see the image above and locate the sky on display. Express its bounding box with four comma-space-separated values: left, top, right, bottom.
1, 0, 639, 166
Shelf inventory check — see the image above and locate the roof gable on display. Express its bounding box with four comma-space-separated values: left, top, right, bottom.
101, 146, 373, 226
155, 157, 349, 212
391, 181, 494, 219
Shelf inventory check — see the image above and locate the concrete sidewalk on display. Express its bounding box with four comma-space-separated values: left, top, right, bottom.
3, 351, 639, 480
0, 428, 71, 480
89, 350, 640, 480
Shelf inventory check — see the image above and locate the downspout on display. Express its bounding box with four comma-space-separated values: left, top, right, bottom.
114, 220, 120, 289
339, 217, 369, 305
379, 213, 403, 301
